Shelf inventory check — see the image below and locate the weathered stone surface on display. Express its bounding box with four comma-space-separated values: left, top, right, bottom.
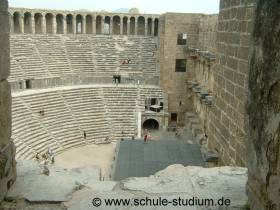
0, 80, 11, 146
64, 164, 248, 210
0, 17, 10, 80
0, 0, 8, 11
7, 162, 101, 202
0, 142, 16, 202
247, 0, 280, 209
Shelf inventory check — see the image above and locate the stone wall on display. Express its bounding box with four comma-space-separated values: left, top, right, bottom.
198, 14, 218, 53
247, 0, 280, 209
207, 0, 255, 166
0, 0, 16, 202
159, 13, 201, 126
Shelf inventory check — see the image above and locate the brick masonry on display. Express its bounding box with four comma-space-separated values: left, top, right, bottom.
207, 0, 255, 166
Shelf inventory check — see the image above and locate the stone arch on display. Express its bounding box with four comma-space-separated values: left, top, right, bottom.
147, 18, 152, 35
104, 16, 111, 34
130, 17, 135, 35
23, 12, 32, 33
143, 119, 159, 130
34, 13, 43, 34
56, 14, 64, 34
113, 15, 120, 35
154, 18, 159, 36
45, 13, 53, 34
123, 16, 128, 35
13, 12, 21, 33
137, 16, 145, 35
96, 15, 102, 34
76, 14, 83, 33
86, 15, 93, 34
66, 14, 73, 33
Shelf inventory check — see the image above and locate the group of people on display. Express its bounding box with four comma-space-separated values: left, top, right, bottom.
35, 148, 54, 164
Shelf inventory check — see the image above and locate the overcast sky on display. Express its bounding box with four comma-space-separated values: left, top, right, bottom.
8, 0, 220, 14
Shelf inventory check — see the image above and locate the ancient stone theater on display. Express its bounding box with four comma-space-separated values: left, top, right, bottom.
0, 0, 279, 209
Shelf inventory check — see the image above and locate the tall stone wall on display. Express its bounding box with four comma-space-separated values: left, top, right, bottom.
0, 0, 16, 202
247, 0, 280, 209
208, 0, 255, 166
159, 13, 201, 126
198, 14, 218, 52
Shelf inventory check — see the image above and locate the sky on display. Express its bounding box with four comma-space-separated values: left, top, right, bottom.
8, 0, 220, 14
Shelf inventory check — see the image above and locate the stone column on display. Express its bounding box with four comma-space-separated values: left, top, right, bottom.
127, 20, 130, 35
9, 14, 14, 33
135, 20, 138, 35
52, 15, 57, 34
42, 15, 46, 34
0, 0, 16, 202
109, 16, 113, 35
92, 16, 96, 34
19, 14, 24, 33
82, 16, 86, 34
151, 19, 155, 36
63, 15, 67, 34
73, 16, 76, 34
101, 16, 104, 34
145, 21, 148, 36
120, 17, 123, 35
30, 14, 35, 34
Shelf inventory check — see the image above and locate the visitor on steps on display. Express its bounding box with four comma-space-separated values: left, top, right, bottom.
122, 59, 131, 64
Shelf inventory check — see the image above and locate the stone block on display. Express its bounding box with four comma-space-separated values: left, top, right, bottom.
0, 0, 8, 11
0, 12, 9, 34
0, 80, 11, 146
0, 34, 10, 80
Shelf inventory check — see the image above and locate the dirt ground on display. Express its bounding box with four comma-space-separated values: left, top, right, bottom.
54, 143, 116, 179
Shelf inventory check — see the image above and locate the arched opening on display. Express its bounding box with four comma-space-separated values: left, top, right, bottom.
104, 16, 110, 34
137, 16, 145, 35
86, 15, 93, 34
76, 15, 83, 33
24, 12, 32, 33
154, 18, 159, 36
34, 13, 43, 34
113, 16, 120, 35
143, 119, 159, 130
123, 17, 128, 35
46, 13, 53, 34
96, 15, 102, 34
13, 12, 21, 33
66, 14, 73, 33
147, 18, 152, 35
130, 17, 135, 35
56, 14, 64, 34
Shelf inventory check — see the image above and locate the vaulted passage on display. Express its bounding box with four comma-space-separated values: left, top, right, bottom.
13, 12, 20, 33
130, 17, 135, 35
34, 13, 42, 34
137, 16, 145, 35
45, 13, 53, 34
86, 15, 93, 34
104, 16, 110, 34
24, 12, 32, 33
96, 15, 102, 34
56, 14, 64, 34
123, 17, 128, 35
66, 14, 73, 33
113, 16, 120, 35
143, 119, 159, 130
76, 15, 83, 33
